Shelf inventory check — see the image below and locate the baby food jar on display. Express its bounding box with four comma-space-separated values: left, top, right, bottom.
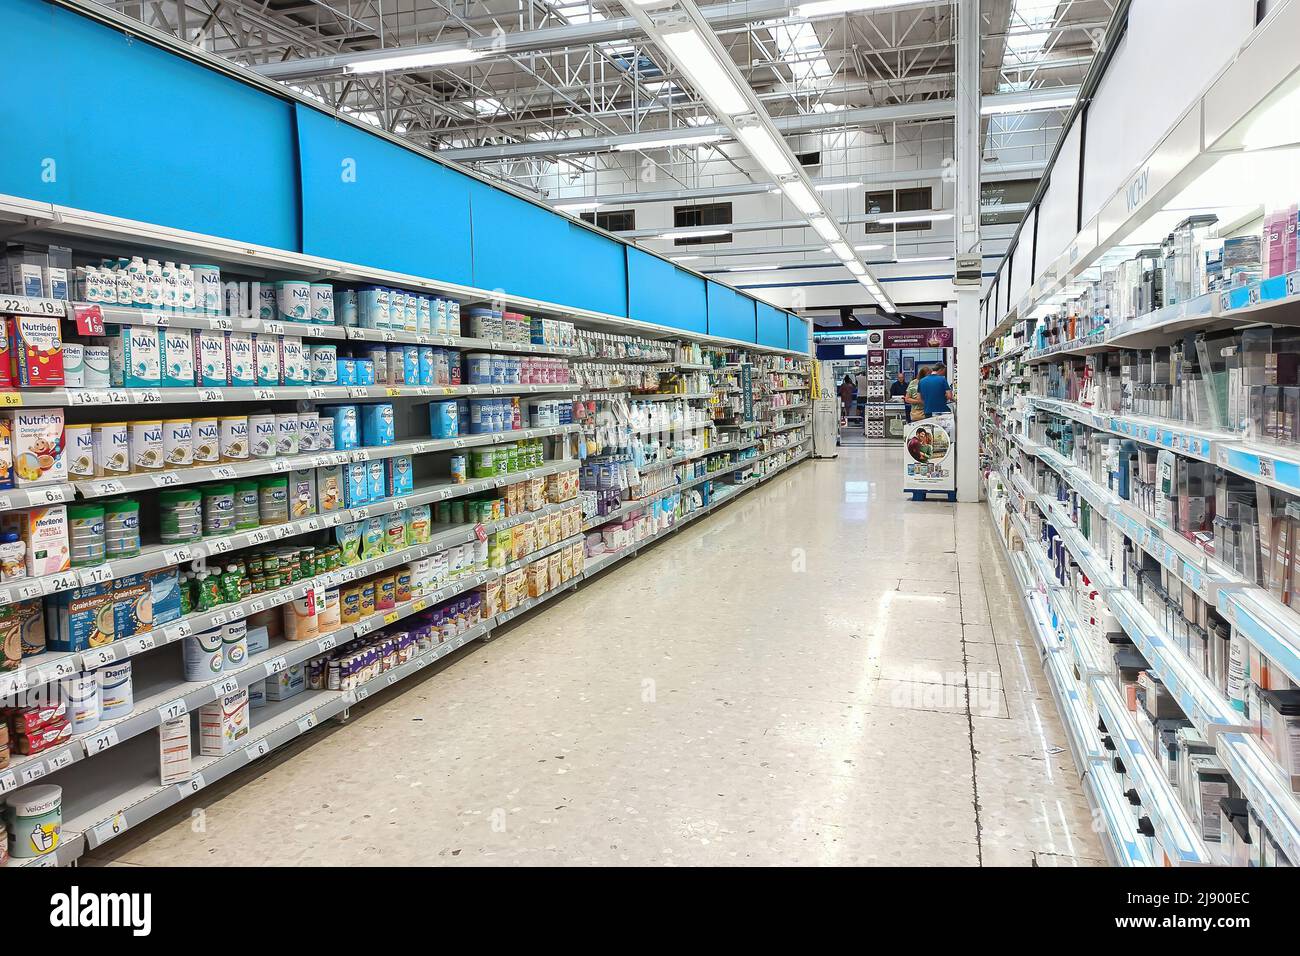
68, 503, 106, 568
104, 498, 141, 558
160, 489, 203, 543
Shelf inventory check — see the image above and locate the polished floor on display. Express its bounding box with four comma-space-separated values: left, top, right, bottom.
97, 445, 1104, 867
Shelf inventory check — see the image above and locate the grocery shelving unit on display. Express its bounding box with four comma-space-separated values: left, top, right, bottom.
0, 191, 811, 867
979, 0, 1300, 868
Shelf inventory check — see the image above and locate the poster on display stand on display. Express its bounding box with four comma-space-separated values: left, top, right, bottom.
903, 413, 956, 501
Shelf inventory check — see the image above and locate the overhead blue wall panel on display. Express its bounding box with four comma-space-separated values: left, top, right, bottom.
296, 105, 473, 285
0, 0, 299, 251
626, 248, 706, 334
787, 314, 810, 353
469, 182, 627, 317
756, 302, 788, 349
706, 281, 757, 343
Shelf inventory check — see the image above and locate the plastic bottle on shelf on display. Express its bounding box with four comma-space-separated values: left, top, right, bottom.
146, 258, 164, 309
128, 255, 148, 308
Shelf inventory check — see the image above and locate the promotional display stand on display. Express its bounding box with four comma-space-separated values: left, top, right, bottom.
903, 411, 956, 501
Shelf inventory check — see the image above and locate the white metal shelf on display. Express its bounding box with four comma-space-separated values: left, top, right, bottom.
9, 381, 578, 410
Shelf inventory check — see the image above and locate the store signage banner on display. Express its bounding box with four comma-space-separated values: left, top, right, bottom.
883, 328, 954, 349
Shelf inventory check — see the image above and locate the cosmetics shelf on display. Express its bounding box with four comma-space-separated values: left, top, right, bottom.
980, 344, 1027, 369
1006, 440, 1300, 863
628, 391, 714, 402
770, 420, 811, 434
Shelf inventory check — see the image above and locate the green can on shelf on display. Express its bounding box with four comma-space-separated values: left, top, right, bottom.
5, 784, 61, 859
160, 489, 203, 544
471, 447, 496, 478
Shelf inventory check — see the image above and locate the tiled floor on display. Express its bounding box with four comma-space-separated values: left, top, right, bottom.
94, 445, 1105, 867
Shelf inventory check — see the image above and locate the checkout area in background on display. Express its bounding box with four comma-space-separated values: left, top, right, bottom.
817, 327, 954, 444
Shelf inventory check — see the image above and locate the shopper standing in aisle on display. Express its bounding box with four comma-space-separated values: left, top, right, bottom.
889, 371, 908, 399
905, 366, 929, 421
855, 366, 870, 416
918, 362, 953, 418
838, 374, 856, 418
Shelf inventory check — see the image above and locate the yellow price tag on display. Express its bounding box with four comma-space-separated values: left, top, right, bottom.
442, 387, 455, 395
386, 387, 401, 397
0, 393, 23, 406
383, 611, 399, 625
412, 600, 427, 612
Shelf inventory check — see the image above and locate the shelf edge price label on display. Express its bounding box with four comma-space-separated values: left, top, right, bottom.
266, 656, 288, 676
212, 465, 237, 480
247, 598, 266, 614
297, 713, 317, 734
245, 739, 271, 762
309, 387, 328, 399
130, 634, 156, 655
308, 326, 326, 338
317, 635, 337, 652
208, 538, 233, 555
157, 698, 188, 722
84, 645, 118, 668
201, 388, 225, 402
91, 812, 129, 846
84, 727, 120, 757
255, 388, 277, 401
386, 673, 399, 686
177, 772, 206, 796
0, 770, 16, 794
47, 749, 75, 771
214, 676, 239, 699
81, 563, 114, 586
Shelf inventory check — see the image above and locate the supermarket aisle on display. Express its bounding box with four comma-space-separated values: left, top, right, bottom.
95, 448, 1104, 867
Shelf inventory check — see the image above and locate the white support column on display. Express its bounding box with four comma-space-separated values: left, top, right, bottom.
955, 0, 982, 503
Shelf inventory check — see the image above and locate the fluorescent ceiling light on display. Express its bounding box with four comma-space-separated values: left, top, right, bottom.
810, 217, 840, 242
815, 181, 860, 192
854, 243, 886, 251
795, 0, 915, 17
781, 180, 821, 215
981, 95, 1077, 116
896, 255, 952, 263
346, 47, 485, 74
736, 124, 795, 178
657, 229, 731, 240
728, 264, 781, 272
845, 261, 866, 276
658, 27, 751, 116
670, 255, 700, 261
554, 202, 601, 213
613, 132, 723, 151
874, 212, 954, 224
830, 242, 853, 260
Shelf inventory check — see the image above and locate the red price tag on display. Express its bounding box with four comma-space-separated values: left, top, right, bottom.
474, 523, 488, 542
74, 304, 106, 336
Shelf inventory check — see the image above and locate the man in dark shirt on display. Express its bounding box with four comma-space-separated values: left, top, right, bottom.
918, 362, 953, 416
888, 371, 908, 398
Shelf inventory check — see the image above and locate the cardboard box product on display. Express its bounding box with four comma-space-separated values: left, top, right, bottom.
7, 505, 70, 577
9, 314, 64, 388
4, 408, 66, 486
198, 688, 250, 756
158, 715, 192, 785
